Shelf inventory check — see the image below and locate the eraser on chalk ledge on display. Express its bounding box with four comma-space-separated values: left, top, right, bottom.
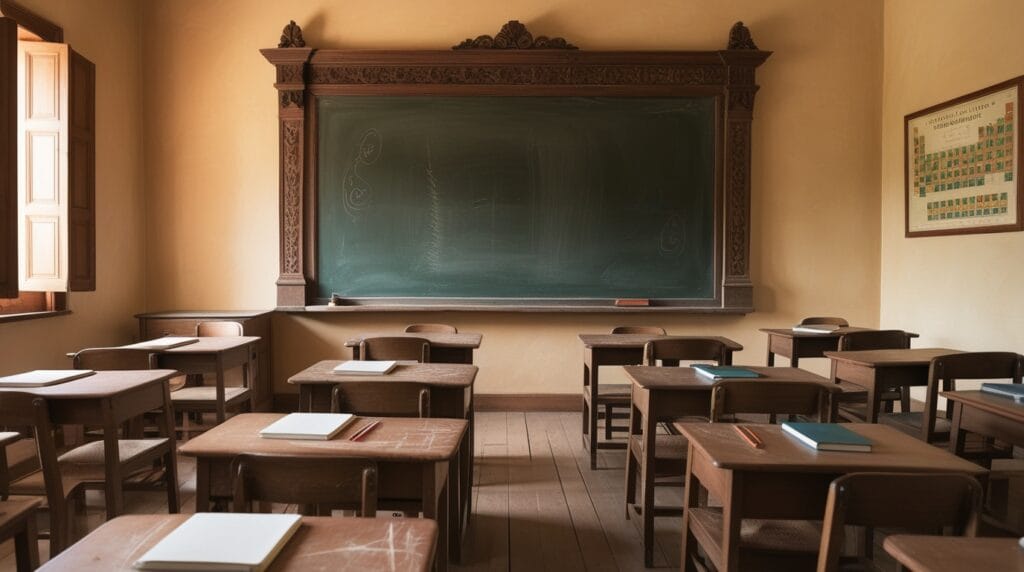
614, 298, 650, 307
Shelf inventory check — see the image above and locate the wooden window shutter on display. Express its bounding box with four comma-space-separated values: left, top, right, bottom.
0, 17, 16, 298
67, 48, 93, 291
17, 40, 67, 292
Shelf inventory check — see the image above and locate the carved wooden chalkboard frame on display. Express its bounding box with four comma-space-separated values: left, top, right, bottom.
261, 21, 770, 312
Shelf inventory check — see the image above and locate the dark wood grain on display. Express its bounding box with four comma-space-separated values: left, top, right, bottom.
882, 535, 1024, 572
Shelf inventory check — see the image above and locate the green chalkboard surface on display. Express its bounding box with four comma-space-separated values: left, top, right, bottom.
316, 96, 716, 300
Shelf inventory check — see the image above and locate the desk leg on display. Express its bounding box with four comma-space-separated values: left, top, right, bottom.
298, 384, 311, 412
160, 383, 181, 513
424, 462, 449, 572
461, 401, 473, 534
448, 458, 461, 563
865, 376, 881, 424
640, 401, 657, 567
13, 515, 38, 572
680, 452, 700, 572
765, 339, 775, 366
589, 360, 600, 470
215, 355, 227, 424
195, 460, 211, 512
102, 426, 125, 519
949, 401, 967, 456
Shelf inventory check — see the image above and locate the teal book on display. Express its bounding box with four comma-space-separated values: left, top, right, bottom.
692, 364, 762, 380
980, 383, 1024, 404
781, 422, 872, 453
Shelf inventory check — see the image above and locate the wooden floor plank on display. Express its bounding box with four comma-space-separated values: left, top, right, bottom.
453, 411, 509, 572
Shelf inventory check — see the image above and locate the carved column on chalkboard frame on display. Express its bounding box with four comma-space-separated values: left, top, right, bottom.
261, 21, 314, 308
719, 22, 764, 310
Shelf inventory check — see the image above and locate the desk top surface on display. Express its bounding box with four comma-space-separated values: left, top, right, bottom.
179, 413, 466, 462
882, 535, 1024, 572
156, 336, 260, 353
673, 423, 986, 475
39, 514, 438, 572
289, 361, 478, 387
759, 326, 876, 338
944, 390, 1024, 421
824, 348, 962, 367
578, 334, 743, 350
344, 332, 482, 349
0, 370, 175, 399
624, 366, 829, 390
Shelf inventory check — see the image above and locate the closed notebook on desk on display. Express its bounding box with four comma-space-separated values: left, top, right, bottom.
791, 324, 842, 334
332, 360, 397, 375
259, 413, 356, 440
782, 422, 872, 452
0, 369, 94, 387
123, 336, 199, 351
692, 365, 762, 380
133, 513, 302, 571
980, 382, 1024, 403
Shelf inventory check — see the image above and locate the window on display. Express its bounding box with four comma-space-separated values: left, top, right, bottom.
0, 1, 94, 319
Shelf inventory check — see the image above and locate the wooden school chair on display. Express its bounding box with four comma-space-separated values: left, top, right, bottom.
799, 316, 849, 327
72, 347, 156, 370
817, 472, 982, 572
882, 352, 1022, 464
405, 323, 458, 333
0, 499, 39, 572
710, 380, 839, 424
833, 329, 914, 421
625, 337, 729, 566
358, 336, 431, 362
596, 326, 667, 442
331, 382, 431, 418
232, 453, 378, 517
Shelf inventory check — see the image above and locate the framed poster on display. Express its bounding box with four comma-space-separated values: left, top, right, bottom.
905, 76, 1024, 237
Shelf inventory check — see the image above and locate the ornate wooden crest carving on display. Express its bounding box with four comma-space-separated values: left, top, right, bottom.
727, 21, 757, 50
278, 20, 306, 48
453, 20, 577, 50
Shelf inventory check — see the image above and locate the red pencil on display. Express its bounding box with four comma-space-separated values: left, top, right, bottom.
734, 425, 764, 449
349, 419, 382, 442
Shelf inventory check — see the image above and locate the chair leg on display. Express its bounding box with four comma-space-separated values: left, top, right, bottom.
900, 388, 911, 413
625, 447, 637, 518
642, 458, 656, 568
13, 514, 38, 572
604, 404, 614, 441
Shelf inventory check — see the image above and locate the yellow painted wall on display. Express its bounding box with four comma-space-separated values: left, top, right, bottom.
140, 0, 884, 395
880, 1, 1024, 361
0, 0, 145, 374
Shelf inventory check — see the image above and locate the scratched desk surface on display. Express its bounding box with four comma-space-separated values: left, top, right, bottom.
179, 413, 466, 462
39, 515, 439, 572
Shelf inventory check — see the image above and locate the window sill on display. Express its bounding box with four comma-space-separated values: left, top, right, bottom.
0, 309, 71, 324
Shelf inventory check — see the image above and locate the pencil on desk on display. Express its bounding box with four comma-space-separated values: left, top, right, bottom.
734, 425, 764, 449
350, 418, 381, 442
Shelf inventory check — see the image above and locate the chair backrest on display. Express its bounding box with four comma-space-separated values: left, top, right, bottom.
331, 383, 431, 418
611, 326, 666, 335
837, 329, 912, 351
919, 352, 1024, 442
0, 393, 70, 552
196, 321, 244, 336
404, 323, 458, 334
358, 336, 430, 362
232, 453, 377, 516
800, 316, 849, 327
817, 472, 982, 572
643, 338, 730, 366
710, 380, 839, 423
72, 347, 156, 370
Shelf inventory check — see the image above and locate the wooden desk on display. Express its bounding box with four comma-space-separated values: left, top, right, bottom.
883, 535, 1024, 572
0, 500, 39, 572
0, 370, 179, 519
345, 332, 482, 364
673, 423, 987, 572
136, 311, 273, 410
624, 365, 830, 565
760, 327, 877, 367
39, 514, 439, 572
945, 390, 1024, 455
149, 336, 259, 424
578, 334, 743, 470
178, 413, 465, 571
824, 348, 962, 423
288, 361, 477, 558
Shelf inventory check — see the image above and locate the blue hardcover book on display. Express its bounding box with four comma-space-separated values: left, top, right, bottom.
781, 422, 872, 453
692, 365, 762, 380
980, 383, 1024, 404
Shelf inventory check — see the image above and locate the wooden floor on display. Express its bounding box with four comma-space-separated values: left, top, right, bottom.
1, 411, 1020, 571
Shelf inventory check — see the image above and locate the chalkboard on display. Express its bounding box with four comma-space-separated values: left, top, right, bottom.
316, 96, 716, 300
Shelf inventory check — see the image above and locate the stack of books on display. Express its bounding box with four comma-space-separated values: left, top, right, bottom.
692, 365, 762, 380
332, 360, 398, 375
258, 413, 357, 440
781, 422, 872, 452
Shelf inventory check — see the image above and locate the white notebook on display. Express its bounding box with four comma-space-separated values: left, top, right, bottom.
0, 369, 95, 388
123, 336, 199, 350
332, 360, 398, 375
134, 513, 302, 572
791, 324, 842, 334
259, 413, 356, 440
